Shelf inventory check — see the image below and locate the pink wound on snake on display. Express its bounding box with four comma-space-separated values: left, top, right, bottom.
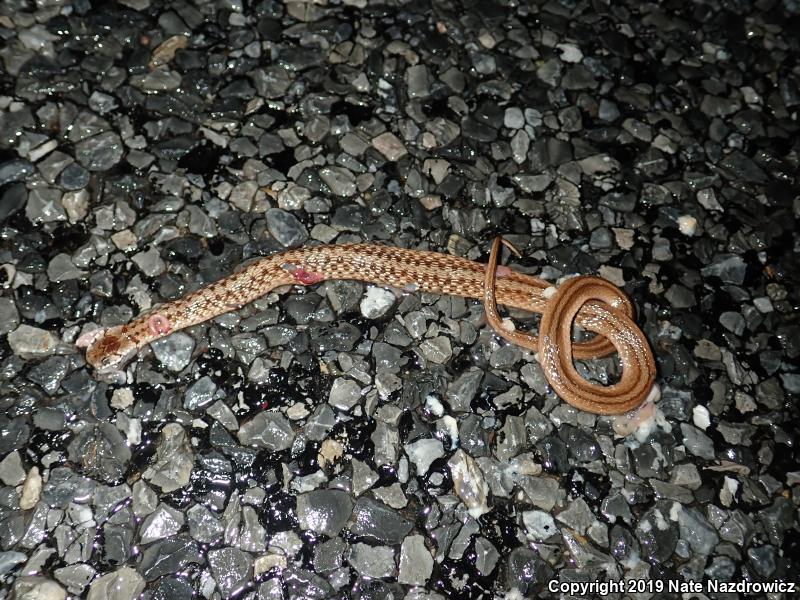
147, 314, 172, 335
291, 267, 324, 285
281, 262, 324, 285
496, 265, 512, 277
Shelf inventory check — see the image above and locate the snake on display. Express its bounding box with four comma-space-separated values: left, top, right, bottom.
77, 239, 657, 415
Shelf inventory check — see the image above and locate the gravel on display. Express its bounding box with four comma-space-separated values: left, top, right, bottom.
0, 0, 797, 597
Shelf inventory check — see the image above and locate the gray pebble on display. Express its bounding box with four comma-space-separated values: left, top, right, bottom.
208, 547, 253, 597
150, 332, 195, 372
504, 107, 525, 129
266, 207, 309, 247
0, 298, 20, 335
419, 336, 452, 364
0, 159, 34, 186
680, 423, 716, 460
348, 497, 413, 544
238, 412, 295, 451
0, 451, 26, 486
348, 543, 396, 579
187, 504, 223, 545
398, 534, 433, 585
328, 378, 362, 411
297, 490, 354, 537
474, 537, 500, 576
140, 503, 185, 544
132, 247, 166, 277
142, 424, 193, 493
359, 286, 395, 319
86, 568, 144, 600
701, 254, 747, 284
372, 131, 409, 161
13, 577, 66, 600
74, 132, 123, 171
319, 166, 356, 196
719, 311, 746, 336
184, 376, 220, 410
677, 505, 720, 556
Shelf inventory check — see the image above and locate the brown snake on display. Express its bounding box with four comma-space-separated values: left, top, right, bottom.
77, 239, 657, 415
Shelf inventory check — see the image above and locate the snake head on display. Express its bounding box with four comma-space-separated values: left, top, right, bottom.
76, 326, 138, 378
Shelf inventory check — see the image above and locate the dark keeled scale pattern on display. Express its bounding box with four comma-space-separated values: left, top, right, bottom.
0, 0, 798, 598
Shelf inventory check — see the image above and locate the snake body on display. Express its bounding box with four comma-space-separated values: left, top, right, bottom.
78, 242, 657, 415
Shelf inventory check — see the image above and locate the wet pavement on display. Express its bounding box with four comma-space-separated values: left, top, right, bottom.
0, 0, 798, 598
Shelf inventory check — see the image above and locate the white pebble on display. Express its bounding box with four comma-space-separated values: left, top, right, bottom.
117, 414, 142, 445
19, 467, 42, 510
522, 510, 557, 540
405, 439, 444, 475
360, 286, 396, 319
440, 415, 459, 447
111, 387, 135, 410
425, 394, 444, 417
692, 404, 711, 430
500, 317, 516, 333
677, 215, 697, 236
254, 554, 287, 576
720, 475, 739, 507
